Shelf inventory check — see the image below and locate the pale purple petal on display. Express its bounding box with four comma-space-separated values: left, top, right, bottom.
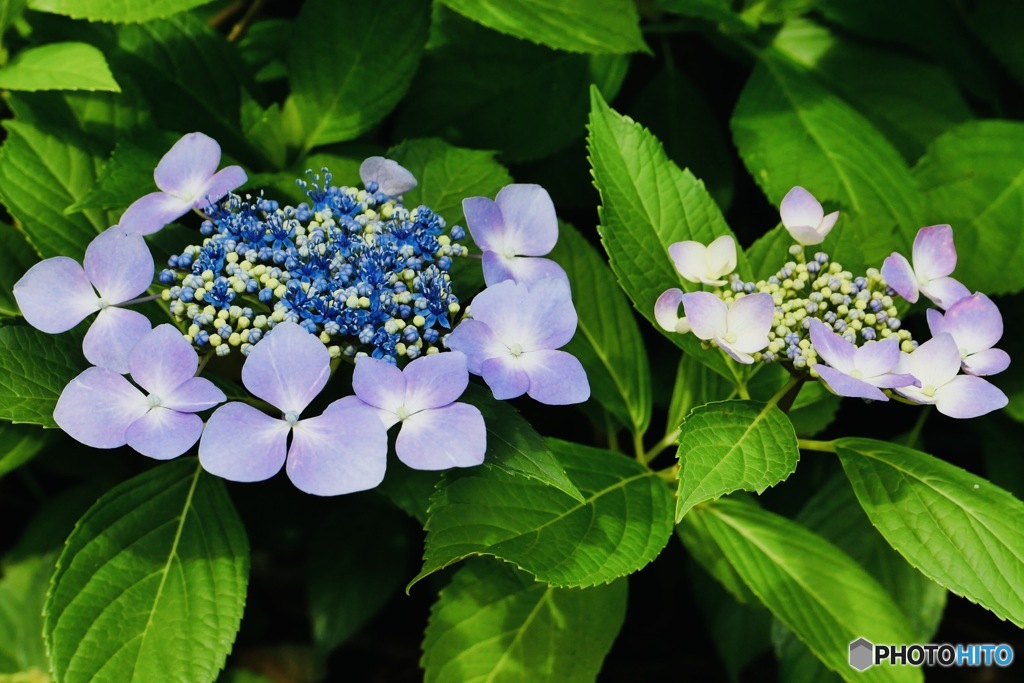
706, 235, 738, 279
655, 288, 685, 333
241, 321, 330, 414
785, 223, 828, 246
396, 403, 486, 470
13, 257, 98, 332
161, 376, 226, 412
818, 211, 839, 240
463, 280, 523, 343
128, 324, 197, 395
912, 224, 956, 280
854, 337, 901, 379
926, 308, 946, 337
520, 349, 590, 405
726, 293, 773, 351
480, 355, 529, 400
286, 401, 388, 495
937, 293, 1002, 352
895, 333, 961, 390
154, 132, 221, 197
352, 356, 406, 414
482, 252, 567, 288
403, 351, 469, 413
868, 372, 920, 389
668, 241, 707, 283
199, 402, 289, 481
881, 252, 919, 303
681, 292, 727, 342
963, 348, 1010, 377
195, 166, 246, 210
780, 186, 824, 229
83, 307, 153, 373
933, 375, 1008, 419
494, 184, 558, 256
119, 192, 191, 236
519, 277, 577, 351
919, 276, 970, 310
715, 340, 755, 365
53, 367, 148, 448
83, 227, 154, 303
125, 408, 203, 460
463, 197, 504, 253
359, 156, 417, 196
815, 364, 888, 401
444, 319, 505, 374
809, 319, 855, 373
339, 394, 400, 430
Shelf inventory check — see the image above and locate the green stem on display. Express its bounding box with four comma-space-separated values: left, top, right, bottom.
654, 464, 679, 483
196, 352, 214, 376
904, 407, 930, 447
642, 429, 679, 465
632, 430, 646, 463
797, 438, 836, 453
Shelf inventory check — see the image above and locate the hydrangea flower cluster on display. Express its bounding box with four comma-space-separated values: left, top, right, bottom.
656, 186, 1009, 418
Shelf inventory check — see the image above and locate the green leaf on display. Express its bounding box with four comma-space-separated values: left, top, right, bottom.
587, 87, 746, 381
675, 399, 799, 520
67, 132, 178, 214
655, 0, 755, 34
26, 0, 215, 23
665, 354, 733, 439
786, 380, 839, 437
288, 0, 429, 151
461, 385, 582, 502
0, 325, 87, 427
551, 222, 651, 434
687, 499, 921, 682
422, 559, 626, 682
0, 42, 119, 92
0, 0, 27, 40
836, 437, 1024, 627
0, 554, 52, 674
45, 460, 249, 683
0, 223, 39, 316
413, 439, 673, 588
912, 121, 1024, 295
731, 52, 922, 268
438, 0, 647, 55
0, 422, 54, 479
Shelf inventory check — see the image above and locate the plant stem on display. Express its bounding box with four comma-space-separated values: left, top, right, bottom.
797, 438, 836, 453
904, 407, 930, 447
227, 0, 266, 42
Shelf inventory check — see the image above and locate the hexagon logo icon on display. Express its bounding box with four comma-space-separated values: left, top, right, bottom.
849, 638, 874, 671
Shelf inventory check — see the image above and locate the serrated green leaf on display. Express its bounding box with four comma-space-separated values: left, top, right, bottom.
422, 559, 626, 682
413, 439, 673, 588
0, 554, 51, 674
912, 121, 1024, 295
439, 0, 647, 55
27, 0, 215, 23
688, 499, 921, 683
836, 437, 1024, 627
552, 222, 651, 434
0, 42, 118, 92
0, 223, 38, 316
288, 0, 429, 151
0, 325, 87, 427
675, 399, 799, 520
460, 385, 582, 502
0, 421, 54, 479
45, 460, 249, 683
67, 132, 178, 214
587, 87, 747, 381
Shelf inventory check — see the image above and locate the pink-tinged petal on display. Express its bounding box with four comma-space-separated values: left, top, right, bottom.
84, 227, 154, 303
195, 166, 247, 210
895, 333, 961, 390
445, 319, 505, 374
715, 339, 755, 365
404, 351, 469, 413
154, 132, 221, 197
780, 187, 824, 230
520, 277, 577, 351
814, 364, 888, 401
161, 376, 225, 412
494, 184, 558, 256
463, 280, 523, 343
818, 211, 839, 240
912, 224, 956, 280
933, 375, 1008, 419
241, 321, 330, 414
53, 367, 148, 448
963, 348, 1010, 377
199, 402, 289, 481
520, 349, 590, 405
938, 293, 1002, 352
396, 402, 486, 470
681, 292, 727, 342
881, 252, 919, 303
869, 372, 920, 390
13, 257, 98, 332
483, 252, 567, 288
785, 223, 828, 246
480, 355, 529, 400
128, 324, 197, 395
125, 408, 203, 460
463, 197, 504, 253
726, 293, 773, 351
655, 288, 685, 332
359, 157, 417, 196
286, 402, 388, 495
809, 319, 855, 373
706, 235, 737, 279
926, 308, 946, 337
668, 241, 708, 283
119, 192, 191, 236
853, 337, 901, 378
83, 307, 153, 373
919, 276, 970, 310
352, 356, 406, 415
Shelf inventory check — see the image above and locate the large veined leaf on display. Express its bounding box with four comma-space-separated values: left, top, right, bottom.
0, 223, 38, 316
422, 560, 626, 682
836, 437, 1024, 627
0, 325, 87, 428
45, 460, 249, 683
665, 354, 734, 442
438, 0, 647, 55
288, 0, 429, 151
686, 499, 921, 683
912, 120, 1024, 295
0, 554, 52, 675
413, 439, 673, 588
27, 0, 215, 22
552, 222, 651, 434
675, 400, 799, 520
0, 42, 119, 92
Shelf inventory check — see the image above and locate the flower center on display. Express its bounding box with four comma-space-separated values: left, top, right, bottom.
503, 246, 517, 259
509, 342, 523, 357
723, 332, 737, 344
850, 369, 863, 380
922, 385, 936, 398
284, 410, 301, 425
396, 405, 412, 421
96, 297, 110, 309
959, 346, 969, 359
146, 393, 162, 408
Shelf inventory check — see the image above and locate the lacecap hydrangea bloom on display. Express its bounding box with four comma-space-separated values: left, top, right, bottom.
655, 186, 1008, 418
